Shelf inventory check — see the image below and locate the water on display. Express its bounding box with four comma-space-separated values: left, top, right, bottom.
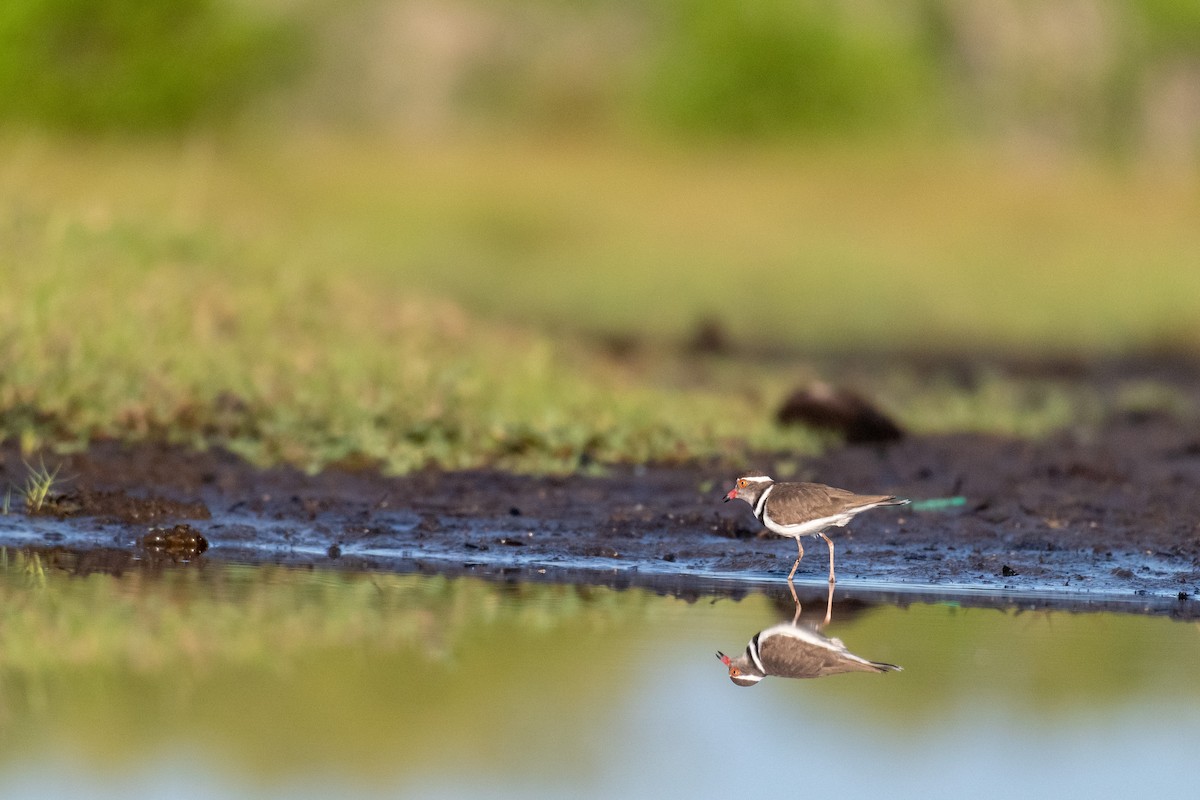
0, 554, 1196, 798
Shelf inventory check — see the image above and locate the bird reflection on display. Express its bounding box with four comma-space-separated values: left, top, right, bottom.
717, 583, 902, 686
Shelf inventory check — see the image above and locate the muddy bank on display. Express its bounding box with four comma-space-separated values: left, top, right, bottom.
1, 412, 1199, 608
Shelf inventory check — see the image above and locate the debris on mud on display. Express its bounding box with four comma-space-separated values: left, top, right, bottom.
776, 382, 904, 444
141, 524, 209, 561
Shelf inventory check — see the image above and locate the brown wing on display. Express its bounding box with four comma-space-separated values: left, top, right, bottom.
768, 482, 901, 520
757, 626, 894, 678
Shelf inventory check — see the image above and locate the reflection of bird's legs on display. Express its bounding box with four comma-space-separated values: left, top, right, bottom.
790, 589, 802, 624
819, 531, 836, 584
787, 538, 805, 583
822, 578, 834, 626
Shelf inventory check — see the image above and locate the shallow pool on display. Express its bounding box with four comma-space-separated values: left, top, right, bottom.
0, 552, 1196, 798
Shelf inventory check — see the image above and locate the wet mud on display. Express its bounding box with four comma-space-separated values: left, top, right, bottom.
1, 410, 1199, 613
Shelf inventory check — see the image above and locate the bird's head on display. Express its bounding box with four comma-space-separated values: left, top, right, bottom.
716, 650, 763, 687
723, 474, 773, 505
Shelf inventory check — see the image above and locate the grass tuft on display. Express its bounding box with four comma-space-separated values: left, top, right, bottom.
21, 458, 62, 513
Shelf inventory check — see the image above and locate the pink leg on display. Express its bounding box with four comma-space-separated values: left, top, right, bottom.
786, 538, 805, 583
819, 532, 836, 584
822, 578, 833, 626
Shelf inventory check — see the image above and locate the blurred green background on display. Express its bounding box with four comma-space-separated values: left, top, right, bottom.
7, 0, 1200, 147
2, 0, 1199, 470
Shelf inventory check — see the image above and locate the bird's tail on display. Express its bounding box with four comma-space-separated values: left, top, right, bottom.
870, 661, 903, 673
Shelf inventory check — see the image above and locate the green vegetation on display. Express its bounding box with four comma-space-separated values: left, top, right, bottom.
3, 0, 1199, 151
19, 459, 61, 513
0, 0, 307, 132
645, 0, 939, 137
304, 0, 1200, 155
1, 2, 1198, 471
2, 134, 1198, 472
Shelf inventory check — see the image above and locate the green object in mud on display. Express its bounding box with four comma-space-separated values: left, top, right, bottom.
908, 497, 967, 512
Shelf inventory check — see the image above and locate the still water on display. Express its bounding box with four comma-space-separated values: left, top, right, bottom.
0, 552, 1196, 798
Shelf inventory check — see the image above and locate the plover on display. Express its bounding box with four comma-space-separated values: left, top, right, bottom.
724, 474, 908, 584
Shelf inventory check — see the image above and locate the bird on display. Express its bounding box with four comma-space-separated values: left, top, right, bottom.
724, 474, 908, 584
717, 620, 902, 686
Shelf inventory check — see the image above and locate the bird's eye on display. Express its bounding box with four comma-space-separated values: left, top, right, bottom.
737, 479, 747, 489
730, 667, 740, 676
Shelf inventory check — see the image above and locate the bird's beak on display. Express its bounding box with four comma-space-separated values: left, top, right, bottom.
723, 488, 737, 503
716, 651, 731, 665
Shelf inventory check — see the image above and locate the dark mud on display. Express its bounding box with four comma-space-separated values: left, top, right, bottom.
2, 411, 1200, 614
31, 489, 210, 524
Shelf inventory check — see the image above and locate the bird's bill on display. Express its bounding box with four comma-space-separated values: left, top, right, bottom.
716, 651, 731, 665
723, 488, 737, 503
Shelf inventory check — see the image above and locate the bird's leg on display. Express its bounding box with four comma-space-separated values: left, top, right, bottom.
819, 531, 836, 584
786, 538, 805, 583
822, 578, 834, 626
